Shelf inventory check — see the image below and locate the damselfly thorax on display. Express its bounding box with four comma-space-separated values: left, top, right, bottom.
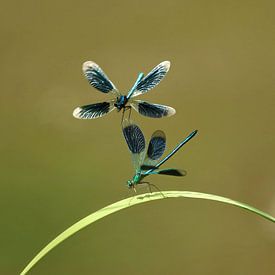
114, 95, 129, 111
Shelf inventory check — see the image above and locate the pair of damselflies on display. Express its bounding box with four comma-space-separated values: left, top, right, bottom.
73, 61, 197, 189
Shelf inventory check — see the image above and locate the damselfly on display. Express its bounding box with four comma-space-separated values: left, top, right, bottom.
122, 121, 198, 190
73, 61, 175, 120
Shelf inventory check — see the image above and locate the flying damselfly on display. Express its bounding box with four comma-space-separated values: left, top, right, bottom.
122, 121, 198, 191
73, 61, 175, 121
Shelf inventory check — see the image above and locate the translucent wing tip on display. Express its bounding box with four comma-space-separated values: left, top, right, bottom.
73, 107, 83, 119
82, 61, 98, 72
160, 60, 171, 72
151, 130, 166, 140
166, 106, 176, 117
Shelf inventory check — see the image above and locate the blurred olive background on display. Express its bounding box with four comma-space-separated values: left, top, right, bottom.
1, 0, 275, 274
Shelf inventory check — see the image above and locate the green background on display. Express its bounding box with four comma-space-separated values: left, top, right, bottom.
1, 0, 274, 274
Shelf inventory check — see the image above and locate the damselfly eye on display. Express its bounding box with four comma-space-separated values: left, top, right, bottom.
127, 180, 132, 188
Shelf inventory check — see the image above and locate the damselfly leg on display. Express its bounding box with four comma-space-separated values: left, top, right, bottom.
121, 106, 132, 124
141, 182, 166, 198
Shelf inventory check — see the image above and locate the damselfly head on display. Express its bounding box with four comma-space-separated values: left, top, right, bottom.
127, 180, 134, 189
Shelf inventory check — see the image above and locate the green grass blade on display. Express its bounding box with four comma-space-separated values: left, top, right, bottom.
20, 191, 275, 275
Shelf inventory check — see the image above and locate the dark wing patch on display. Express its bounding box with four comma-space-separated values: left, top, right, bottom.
132, 61, 170, 97
82, 61, 118, 94
73, 101, 114, 119
122, 123, 145, 154
131, 101, 175, 118
157, 169, 186, 176
147, 130, 166, 160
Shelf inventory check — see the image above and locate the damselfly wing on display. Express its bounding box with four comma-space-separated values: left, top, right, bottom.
122, 122, 146, 174
73, 61, 175, 120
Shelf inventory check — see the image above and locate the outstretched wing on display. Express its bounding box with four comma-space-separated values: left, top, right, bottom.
130, 100, 176, 118
122, 120, 146, 172
143, 130, 166, 168
82, 61, 119, 95
131, 61, 170, 97
73, 101, 115, 119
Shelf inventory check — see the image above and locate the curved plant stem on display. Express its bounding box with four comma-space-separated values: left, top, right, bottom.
20, 191, 275, 275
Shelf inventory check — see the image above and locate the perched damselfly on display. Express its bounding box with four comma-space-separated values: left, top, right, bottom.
73, 61, 175, 120
122, 120, 198, 190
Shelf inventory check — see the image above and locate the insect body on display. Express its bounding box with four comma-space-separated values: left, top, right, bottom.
73, 61, 175, 120
114, 95, 128, 111
122, 121, 198, 189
